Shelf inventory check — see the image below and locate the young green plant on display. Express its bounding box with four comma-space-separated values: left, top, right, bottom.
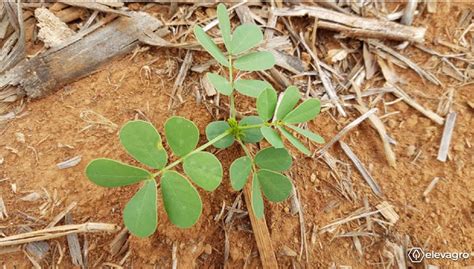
85, 4, 325, 237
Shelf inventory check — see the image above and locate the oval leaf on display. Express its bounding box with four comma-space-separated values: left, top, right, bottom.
207, 73, 233, 96
287, 125, 325, 144
278, 126, 310, 156
205, 121, 234, 149
86, 158, 151, 187
251, 174, 264, 219
164, 116, 199, 157
217, 3, 232, 52
260, 126, 284, 148
256, 169, 292, 202
239, 116, 263, 143
255, 147, 292, 171
234, 51, 275, 71
123, 180, 157, 237
283, 99, 321, 124
257, 88, 277, 121
234, 79, 272, 98
161, 171, 202, 228
230, 156, 252, 191
230, 24, 263, 55
183, 152, 223, 191
276, 86, 300, 120
119, 120, 167, 169
194, 26, 229, 67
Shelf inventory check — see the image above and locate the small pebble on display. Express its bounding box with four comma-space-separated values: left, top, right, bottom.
15, 133, 25, 144
310, 173, 316, 183
406, 145, 416, 156
284, 207, 290, 213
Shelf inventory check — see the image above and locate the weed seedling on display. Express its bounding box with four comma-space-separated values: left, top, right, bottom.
85, 4, 324, 237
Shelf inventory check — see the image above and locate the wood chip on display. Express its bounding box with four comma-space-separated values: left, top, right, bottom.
339, 141, 383, 197
65, 213, 84, 267
376, 201, 399, 224
56, 155, 82, 169
35, 7, 75, 48
437, 112, 457, 162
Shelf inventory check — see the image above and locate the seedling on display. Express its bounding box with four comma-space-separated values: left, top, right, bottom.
85, 4, 324, 237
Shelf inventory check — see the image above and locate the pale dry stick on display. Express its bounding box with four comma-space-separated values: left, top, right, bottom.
369, 40, 442, 86
0, 195, 7, 220
320, 208, 384, 232
338, 87, 395, 102
392, 85, 444, 125
437, 112, 457, 162
314, 108, 377, 157
339, 141, 383, 197
168, 50, 193, 109
299, 32, 347, 117
243, 184, 279, 269
354, 105, 396, 167
0, 223, 119, 247
46, 202, 77, 228
273, 6, 426, 42
423, 177, 440, 198
65, 213, 84, 267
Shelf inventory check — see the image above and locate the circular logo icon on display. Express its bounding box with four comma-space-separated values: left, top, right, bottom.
407, 247, 425, 263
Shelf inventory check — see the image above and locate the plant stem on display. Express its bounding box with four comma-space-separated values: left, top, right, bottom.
237, 139, 257, 172
228, 55, 236, 119
239, 122, 278, 130
153, 130, 232, 177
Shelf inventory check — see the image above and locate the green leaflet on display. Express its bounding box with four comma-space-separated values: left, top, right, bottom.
229, 156, 252, 191
230, 24, 263, 55
234, 51, 275, 71
183, 152, 223, 191
194, 26, 229, 67
256, 169, 292, 202
207, 73, 233, 96
86, 158, 151, 187
239, 116, 263, 143
260, 126, 284, 148
251, 174, 264, 219
254, 147, 292, 172
286, 124, 325, 144
123, 180, 157, 237
234, 79, 272, 98
276, 86, 300, 120
205, 121, 234, 149
278, 126, 311, 156
256, 88, 277, 121
119, 120, 167, 169
283, 99, 321, 124
217, 3, 232, 52
161, 171, 202, 228
164, 116, 199, 157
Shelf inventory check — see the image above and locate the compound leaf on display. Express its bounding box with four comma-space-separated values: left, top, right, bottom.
207, 73, 233, 96
119, 120, 167, 169
254, 147, 292, 171
230, 24, 263, 55
256, 88, 277, 121
234, 51, 275, 71
256, 169, 292, 202
194, 25, 229, 67
183, 152, 222, 191
234, 79, 272, 98
217, 3, 232, 52
239, 116, 263, 143
283, 99, 321, 124
161, 171, 202, 228
229, 156, 252, 191
205, 121, 234, 149
164, 116, 199, 157
287, 124, 325, 144
260, 126, 284, 148
251, 174, 264, 219
123, 180, 157, 237
86, 158, 151, 187
276, 86, 300, 120
278, 126, 311, 156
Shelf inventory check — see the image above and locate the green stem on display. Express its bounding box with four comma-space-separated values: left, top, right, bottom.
228, 55, 236, 120
239, 122, 279, 130
153, 130, 232, 177
236, 139, 257, 172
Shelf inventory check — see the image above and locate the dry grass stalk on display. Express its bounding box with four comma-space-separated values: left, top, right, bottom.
65, 213, 84, 267
0, 223, 119, 247
423, 177, 440, 198
46, 202, 77, 228
315, 108, 377, 157
339, 141, 383, 197
0, 195, 8, 220
375, 201, 399, 224
437, 112, 457, 162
